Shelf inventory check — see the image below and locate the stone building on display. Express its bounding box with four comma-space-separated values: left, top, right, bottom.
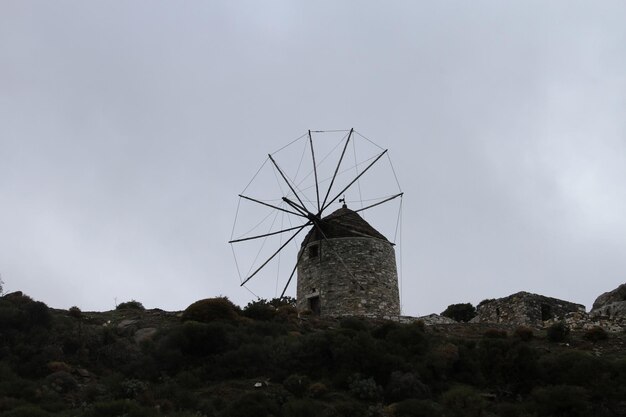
474, 291, 585, 327
296, 206, 400, 318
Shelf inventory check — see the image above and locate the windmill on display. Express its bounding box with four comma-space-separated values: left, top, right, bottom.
229, 129, 403, 317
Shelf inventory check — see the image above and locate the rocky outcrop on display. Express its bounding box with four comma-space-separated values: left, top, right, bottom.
591, 283, 626, 319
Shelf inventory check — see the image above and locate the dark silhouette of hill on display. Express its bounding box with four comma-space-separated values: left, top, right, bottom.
1, 292, 625, 417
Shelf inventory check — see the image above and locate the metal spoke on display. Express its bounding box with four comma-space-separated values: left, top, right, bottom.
228, 223, 310, 244
240, 221, 311, 286
322, 149, 388, 212
354, 193, 403, 214
320, 128, 353, 214
309, 130, 321, 213
239, 194, 306, 218
268, 154, 309, 213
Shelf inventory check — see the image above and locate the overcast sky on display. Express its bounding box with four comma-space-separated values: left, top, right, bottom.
1, 1, 625, 315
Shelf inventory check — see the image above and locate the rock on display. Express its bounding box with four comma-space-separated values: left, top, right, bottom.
590, 301, 626, 319
47, 361, 72, 373
117, 319, 138, 329
134, 327, 157, 344
46, 371, 78, 393
76, 368, 90, 378
592, 283, 626, 311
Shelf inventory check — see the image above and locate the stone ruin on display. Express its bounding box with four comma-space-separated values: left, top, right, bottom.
472, 284, 626, 332
473, 291, 585, 327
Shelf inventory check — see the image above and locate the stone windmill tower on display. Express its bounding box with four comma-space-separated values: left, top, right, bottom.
230, 129, 403, 318
296, 204, 400, 318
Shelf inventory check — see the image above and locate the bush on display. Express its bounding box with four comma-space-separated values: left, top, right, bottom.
68, 306, 82, 318
339, 316, 370, 332
514, 326, 534, 341
220, 392, 281, 417
530, 385, 590, 417
182, 297, 240, 323
348, 374, 383, 401
483, 328, 507, 339
393, 399, 444, 417
546, 321, 569, 343
243, 299, 275, 321
24, 301, 52, 328
282, 398, 328, 417
283, 374, 311, 397
116, 300, 145, 311
441, 303, 476, 322
308, 382, 328, 398
583, 326, 608, 342
3, 406, 51, 417
385, 371, 430, 403
440, 385, 486, 417
86, 399, 157, 417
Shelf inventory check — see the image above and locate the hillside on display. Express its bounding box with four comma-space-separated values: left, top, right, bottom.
1, 292, 626, 417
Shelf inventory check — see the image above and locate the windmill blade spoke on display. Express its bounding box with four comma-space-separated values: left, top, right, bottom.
308, 130, 321, 213
239, 194, 306, 218
321, 149, 388, 213
228, 223, 310, 244
279, 227, 316, 297
268, 154, 309, 213
320, 128, 353, 212
240, 221, 311, 286
354, 193, 403, 214
282, 196, 309, 216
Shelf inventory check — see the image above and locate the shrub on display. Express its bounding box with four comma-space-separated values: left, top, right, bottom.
24, 301, 52, 328
116, 300, 145, 311
308, 382, 328, 398
182, 297, 240, 323
243, 298, 275, 321
530, 385, 590, 417
385, 371, 430, 402
283, 374, 311, 397
393, 399, 444, 417
164, 321, 231, 356
68, 306, 82, 318
483, 328, 507, 339
440, 385, 486, 417
583, 326, 608, 342
514, 326, 534, 341
282, 398, 327, 417
220, 392, 281, 417
86, 399, 156, 417
546, 321, 569, 343
3, 406, 51, 417
348, 374, 383, 401
339, 316, 370, 332
441, 303, 476, 322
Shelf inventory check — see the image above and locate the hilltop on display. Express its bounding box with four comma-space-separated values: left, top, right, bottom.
1, 292, 626, 417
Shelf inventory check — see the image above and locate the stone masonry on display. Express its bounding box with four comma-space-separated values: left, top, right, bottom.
474, 291, 585, 327
297, 236, 400, 318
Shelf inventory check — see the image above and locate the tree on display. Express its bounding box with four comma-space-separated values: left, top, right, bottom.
0, 273, 4, 296
441, 303, 476, 322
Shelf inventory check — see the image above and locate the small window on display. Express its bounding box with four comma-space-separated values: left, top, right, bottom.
308, 296, 321, 315
308, 244, 319, 259
541, 304, 553, 321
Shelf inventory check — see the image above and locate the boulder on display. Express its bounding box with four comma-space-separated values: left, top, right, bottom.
134, 327, 157, 344
592, 283, 626, 310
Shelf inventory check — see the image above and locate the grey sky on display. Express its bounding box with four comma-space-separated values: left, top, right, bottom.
1, 1, 625, 315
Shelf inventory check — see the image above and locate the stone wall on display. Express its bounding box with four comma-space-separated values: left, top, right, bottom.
475, 291, 585, 327
297, 237, 400, 318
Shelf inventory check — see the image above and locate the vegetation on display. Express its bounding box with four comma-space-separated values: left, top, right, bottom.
115, 300, 145, 311
441, 303, 476, 322
0, 292, 624, 417
181, 297, 240, 322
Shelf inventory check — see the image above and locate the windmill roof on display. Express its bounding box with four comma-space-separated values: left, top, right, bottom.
301, 207, 389, 246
